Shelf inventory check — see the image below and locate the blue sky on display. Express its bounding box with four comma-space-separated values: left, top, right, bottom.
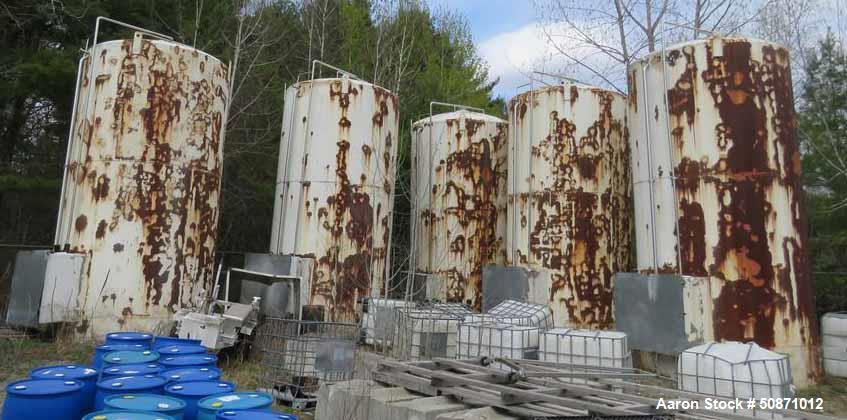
428, 0, 548, 99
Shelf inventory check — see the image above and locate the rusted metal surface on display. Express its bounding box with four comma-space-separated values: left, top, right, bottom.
506, 83, 631, 329
54, 37, 229, 336
411, 111, 508, 310
627, 36, 821, 385
270, 78, 398, 322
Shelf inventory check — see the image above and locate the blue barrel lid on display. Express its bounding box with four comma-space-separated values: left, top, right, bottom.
6, 378, 83, 396
153, 336, 202, 348
97, 343, 148, 352
160, 354, 218, 367
106, 332, 154, 343
83, 409, 175, 420
157, 344, 207, 355
199, 392, 274, 411
97, 375, 167, 391
165, 380, 235, 397
216, 410, 297, 419
103, 350, 160, 365
161, 367, 221, 382
102, 363, 162, 377
104, 393, 186, 412
30, 364, 98, 380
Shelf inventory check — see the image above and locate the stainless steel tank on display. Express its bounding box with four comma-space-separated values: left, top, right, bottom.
411, 109, 508, 309
270, 72, 399, 322
507, 82, 631, 329
627, 36, 820, 385
54, 28, 229, 336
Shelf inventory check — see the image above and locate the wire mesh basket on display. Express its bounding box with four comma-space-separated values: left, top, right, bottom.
457, 322, 540, 369
393, 303, 470, 361
256, 318, 359, 404
483, 299, 555, 330
539, 328, 632, 369
677, 341, 793, 399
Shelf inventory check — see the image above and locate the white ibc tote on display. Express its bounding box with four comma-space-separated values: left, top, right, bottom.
822, 312, 847, 377
457, 322, 540, 363
482, 300, 555, 330
539, 328, 631, 368
678, 341, 793, 399
393, 304, 469, 361
362, 298, 415, 346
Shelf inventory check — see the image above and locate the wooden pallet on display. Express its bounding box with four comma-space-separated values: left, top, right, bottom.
373, 357, 838, 420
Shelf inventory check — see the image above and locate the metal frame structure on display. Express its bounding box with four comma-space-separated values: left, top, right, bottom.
257, 318, 359, 410
392, 303, 471, 361
678, 342, 794, 399
372, 357, 838, 420
539, 328, 632, 370
485, 299, 554, 330
457, 322, 540, 367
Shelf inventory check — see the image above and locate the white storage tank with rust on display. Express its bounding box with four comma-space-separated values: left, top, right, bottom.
270, 70, 399, 322
53, 27, 230, 336
626, 36, 821, 385
411, 108, 507, 310
506, 82, 631, 330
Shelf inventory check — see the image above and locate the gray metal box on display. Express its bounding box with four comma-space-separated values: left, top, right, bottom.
6, 250, 49, 327
242, 253, 313, 319
613, 273, 714, 355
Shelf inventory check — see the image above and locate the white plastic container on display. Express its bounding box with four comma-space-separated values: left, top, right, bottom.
677, 342, 793, 399
822, 312, 847, 377
362, 298, 415, 346
486, 300, 554, 330
457, 322, 540, 365
539, 328, 630, 368
394, 307, 465, 361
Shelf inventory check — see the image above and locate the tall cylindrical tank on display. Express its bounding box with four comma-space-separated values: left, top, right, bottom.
270, 77, 399, 322
54, 35, 229, 336
411, 110, 508, 309
626, 36, 820, 385
507, 83, 631, 329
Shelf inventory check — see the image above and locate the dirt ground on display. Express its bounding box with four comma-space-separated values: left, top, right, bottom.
0, 335, 844, 419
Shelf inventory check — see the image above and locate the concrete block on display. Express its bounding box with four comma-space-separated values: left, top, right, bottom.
315, 379, 381, 420
372, 396, 469, 420
436, 407, 520, 420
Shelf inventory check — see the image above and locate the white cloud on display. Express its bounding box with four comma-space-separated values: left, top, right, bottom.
478, 23, 555, 99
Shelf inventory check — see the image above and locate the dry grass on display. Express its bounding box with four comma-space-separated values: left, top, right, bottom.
0, 333, 94, 405
796, 376, 847, 417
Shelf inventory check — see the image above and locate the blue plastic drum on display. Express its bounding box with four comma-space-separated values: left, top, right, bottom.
160, 354, 218, 369
216, 410, 297, 420
160, 367, 222, 382
104, 394, 186, 420
102, 363, 163, 378
157, 345, 207, 356
30, 364, 98, 412
83, 410, 176, 420
2, 378, 85, 420
105, 332, 154, 347
95, 375, 167, 409
103, 350, 160, 366
197, 393, 274, 420
93, 344, 148, 369
165, 380, 235, 420
154, 336, 202, 350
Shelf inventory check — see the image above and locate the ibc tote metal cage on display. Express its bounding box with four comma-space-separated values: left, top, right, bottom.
392, 303, 472, 361
677, 342, 793, 399
457, 322, 540, 364
256, 318, 359, 409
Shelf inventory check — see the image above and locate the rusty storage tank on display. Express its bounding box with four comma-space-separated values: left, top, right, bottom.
626, 36, 821, 385
506, 82, 631, 330
53, 26, 229, 336
270, 68, 399, 322
410, 108, 508, 310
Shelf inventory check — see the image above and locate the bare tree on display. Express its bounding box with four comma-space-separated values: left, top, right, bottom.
534, 0, 762, 92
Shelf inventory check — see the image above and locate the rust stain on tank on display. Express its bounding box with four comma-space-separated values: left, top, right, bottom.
510, 85, 631, 329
